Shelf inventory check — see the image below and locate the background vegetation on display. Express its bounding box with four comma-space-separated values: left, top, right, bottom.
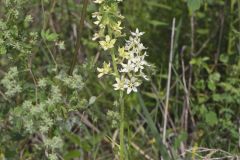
0, 0, 239, 159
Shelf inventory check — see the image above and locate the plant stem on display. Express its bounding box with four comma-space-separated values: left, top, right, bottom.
110, 50, 124, 159
110, 51, 119, 77
227, 0, 234, 55
238, 0, 240, 47
120, 90, 125, 160
69, 0, 88, 75
163, 18, 175, 145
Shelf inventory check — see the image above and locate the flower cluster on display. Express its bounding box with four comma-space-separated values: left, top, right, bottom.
93, 0, 150, 94
92, 0, 124, 41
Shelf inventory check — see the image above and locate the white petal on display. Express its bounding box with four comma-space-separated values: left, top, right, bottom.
127, 88, 132, 94
133, 87, 138, 92
98, 73, 103, 78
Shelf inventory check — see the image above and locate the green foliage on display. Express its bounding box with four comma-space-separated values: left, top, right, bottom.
0, 0, 37, 62
1, 67, 22, 97
41, 30, 59, 42
187, 0, 202, 13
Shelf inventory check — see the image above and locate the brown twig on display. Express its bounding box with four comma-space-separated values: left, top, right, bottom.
214, 10, 225, 65
69, 0, 88, 75
182, 147, 238, 160
180, 46, 195, 131
28, 54, 38, 104
183, 15, 195, 135
0, 89, 9, 102
163, 18, 176, 145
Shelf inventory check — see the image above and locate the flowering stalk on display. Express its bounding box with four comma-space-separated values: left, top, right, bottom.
92, 0, 150, 159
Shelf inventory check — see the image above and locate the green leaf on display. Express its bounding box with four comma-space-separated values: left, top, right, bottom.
187, 0, 202, 13
196, 29, 209, 35
146, 2, 172, 10
41, 30, 58, 41
208, 80, 216, 91
64, 131, 82, 146
197, 94, 208, 103
219, 54, 229, 64
64, 150, 81, 160
174, 132, 187, 149
89, 96, 96, 105
212, 94, 223, 102
209, 72, 221, 82
148, 20, 168, 27
64, 131, 91, 151
0, 46, 6, 55
205, 111, 218, 126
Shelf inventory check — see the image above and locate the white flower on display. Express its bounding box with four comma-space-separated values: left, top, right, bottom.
93, 0, 104, 4
128, 50, 136, 60
93, 15, 102, 25
55, 41, 65, 50
97, 62, 112, 78
125, 37, 135, 50
99, 24, 105, 29
112, 21, 123, 33
92, 33, 100, 41
113, 76, 125, 91
118, 47, 129, 59
124, 77, 141, 94
137, 43, 146, 52
92, 12, 100, 18
140, 71, 149, 81
132, 56, 146, 72
99, 35, 116, 50
38, 78, 47, 88
120, 61, 134, 73
131, 28, 144, 37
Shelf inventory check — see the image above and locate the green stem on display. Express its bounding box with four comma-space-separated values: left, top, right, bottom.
227, 0, 234, 55
119, 91, 125, 160
238, 0, 240, 47
109, 48, 125, 159
110, 50, 125, 159
110, 51, 119, 77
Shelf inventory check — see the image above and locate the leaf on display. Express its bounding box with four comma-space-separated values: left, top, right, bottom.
206, 0, 214, 4
148, 20, 168, 27
187, 0, 202, 13
0, 46, 6, 55
64, 131, 82, 146
205, 111, 218, 126
89, 96, 96, 105
207, 80, 216, 91
64, 150, 81, 160
196, 29, 209, 35
64, 131, 91, 151
212, 94, 223, 102
174, 132, 187, 149
219, 54, 229, 64
142, 91, 160, 99
197, 94, 208, 103
41, 29, 58, 41
146, 2, 172, 10
209, 72, 221, 82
